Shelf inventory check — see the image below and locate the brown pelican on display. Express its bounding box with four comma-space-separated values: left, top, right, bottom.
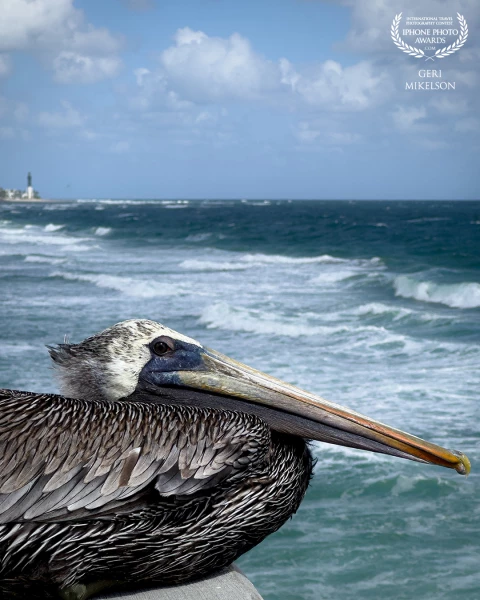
0, 319, 470, 599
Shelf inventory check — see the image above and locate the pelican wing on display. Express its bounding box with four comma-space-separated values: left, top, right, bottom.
0, 390, 270, 523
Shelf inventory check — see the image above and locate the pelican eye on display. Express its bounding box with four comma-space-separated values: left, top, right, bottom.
152, 338, 174, 356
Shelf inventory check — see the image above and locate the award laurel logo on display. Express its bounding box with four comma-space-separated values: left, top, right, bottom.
391, 13, 468, 61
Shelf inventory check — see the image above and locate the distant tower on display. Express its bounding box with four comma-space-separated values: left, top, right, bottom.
27, 172, 33, 200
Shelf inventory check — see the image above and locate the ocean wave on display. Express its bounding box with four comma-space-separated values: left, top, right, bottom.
76, 199, 188, 206
394, 275, 480, 309
180, 259, 248, 271
351, 302, 444, 323
93, 227, 111, 236
180, 253, 382, 274
406, 217, 451, 223
25, 255, 66, 265
310, 269, 358, 284
44, 224, 64, 232
241, 253, 383, 268
50, 271, 186, 298
0, 224, 91, 251
240, 200, 271, 206
200, 302, 365, 338
241, 253, 348, 265
198, 303, 437, 354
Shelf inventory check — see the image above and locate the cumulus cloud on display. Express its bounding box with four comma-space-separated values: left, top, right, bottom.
0, 0, 122, 83
158, 28, 280, 102
280, 58, 392, 110
133, 27, 393, 113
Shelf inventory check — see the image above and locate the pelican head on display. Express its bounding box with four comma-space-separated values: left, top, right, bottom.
49, 319, 470, 476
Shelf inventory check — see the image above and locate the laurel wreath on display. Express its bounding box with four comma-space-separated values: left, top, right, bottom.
391, 12, 468, 61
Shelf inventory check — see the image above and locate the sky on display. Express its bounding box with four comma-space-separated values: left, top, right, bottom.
0, 0, 478, 200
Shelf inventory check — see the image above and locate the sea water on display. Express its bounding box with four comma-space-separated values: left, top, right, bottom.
0, 199, 479, 599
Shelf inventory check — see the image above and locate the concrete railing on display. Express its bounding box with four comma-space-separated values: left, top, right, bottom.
97, 565, 263, 600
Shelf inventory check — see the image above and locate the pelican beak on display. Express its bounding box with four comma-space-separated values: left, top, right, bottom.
174, 348, 470, 476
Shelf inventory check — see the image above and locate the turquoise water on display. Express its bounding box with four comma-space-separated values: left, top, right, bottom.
1, 199, 479, 599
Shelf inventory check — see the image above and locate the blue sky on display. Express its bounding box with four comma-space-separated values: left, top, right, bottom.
0, 0, 478, 199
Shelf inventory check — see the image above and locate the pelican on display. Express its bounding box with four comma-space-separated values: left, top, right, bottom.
0, 319, 470, 599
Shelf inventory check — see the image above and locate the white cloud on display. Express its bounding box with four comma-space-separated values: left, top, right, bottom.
130, 67, 193, 112
159, 28, 280, 103
38, 101, 85, 128
392, 105, 427, 131
53, 52, 121, 84
133, 27, 393, 114
281, 58, 392, 111
0, 0, 122, 83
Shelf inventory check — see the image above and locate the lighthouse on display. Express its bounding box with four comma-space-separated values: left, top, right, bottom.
27, 172, 33, 200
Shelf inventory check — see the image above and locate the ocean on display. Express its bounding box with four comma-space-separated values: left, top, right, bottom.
0, 199, 479, 599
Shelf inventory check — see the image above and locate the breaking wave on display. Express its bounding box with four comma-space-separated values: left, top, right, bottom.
242, 253, 359, 265
199, 302, 346, 337
94, 227, 111, 236
25, 255, 66, 265
180, 259, 248, 271
44, 224, 64, 232
198, 302, 399, 341
50, 272, 187, 298
394, 275, 480, 309
0, 223, 90, 251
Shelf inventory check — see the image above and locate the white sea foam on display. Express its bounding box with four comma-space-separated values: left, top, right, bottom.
394, 275, 480, 309
25, 255, 66, 265
241, 253, 348, 265
180, 259, 248, 271
44, 224, 64, 232
200, 302, 369, 338
50, 271, 186, 298
310, 269, 358, 284
0, 223, 90, 251
76, 199, 188, 206
353, 302, 449, 323
242, 253, 384, 269
94, 227, 111, 236
181, 253, 380, 274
